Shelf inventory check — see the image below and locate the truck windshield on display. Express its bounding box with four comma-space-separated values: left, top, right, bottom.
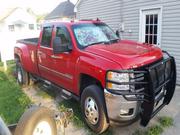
72, 23, 119, 49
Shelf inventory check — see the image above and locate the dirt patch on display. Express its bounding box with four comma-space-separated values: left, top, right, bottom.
23, 84, 87, 135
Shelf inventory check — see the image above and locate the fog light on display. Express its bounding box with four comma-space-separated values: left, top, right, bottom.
120, 108, 134, 116
120, 109, 129, 115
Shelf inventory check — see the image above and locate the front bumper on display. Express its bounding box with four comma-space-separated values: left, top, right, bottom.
104, 51, 176, 126
104, 89, 140, 122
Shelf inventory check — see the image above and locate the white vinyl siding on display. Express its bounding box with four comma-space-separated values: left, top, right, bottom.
121, 0, 180, 84
76, 0, 180, 85
76, 0, 121, 31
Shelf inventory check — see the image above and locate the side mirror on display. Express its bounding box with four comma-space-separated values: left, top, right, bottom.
53, 37, 71, 54
115, 30, 120, 38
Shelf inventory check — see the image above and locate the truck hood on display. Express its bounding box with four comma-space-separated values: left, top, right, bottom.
84, 40, 163, 69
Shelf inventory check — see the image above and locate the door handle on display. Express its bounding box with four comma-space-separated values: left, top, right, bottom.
51, 55, 63, 59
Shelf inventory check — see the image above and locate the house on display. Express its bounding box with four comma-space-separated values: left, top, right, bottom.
0, 7, 38, 62
45, 0, 75, 21
75, 0, 180, 85
0, 7, 37, 32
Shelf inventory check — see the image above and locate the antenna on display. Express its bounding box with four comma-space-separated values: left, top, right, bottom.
96, 18, 100, 21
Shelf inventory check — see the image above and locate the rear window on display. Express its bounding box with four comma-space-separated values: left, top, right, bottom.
41, 26, 53, 47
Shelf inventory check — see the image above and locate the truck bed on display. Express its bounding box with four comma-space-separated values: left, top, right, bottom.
17, 38, 38, 45
15, 37, 39, 75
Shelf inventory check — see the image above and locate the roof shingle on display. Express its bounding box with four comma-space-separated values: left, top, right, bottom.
45, 0, 75, 20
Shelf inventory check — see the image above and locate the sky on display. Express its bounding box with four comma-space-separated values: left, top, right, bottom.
0, 0, 78, 14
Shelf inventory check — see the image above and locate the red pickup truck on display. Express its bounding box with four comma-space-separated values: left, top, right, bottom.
14, 20, 176, 134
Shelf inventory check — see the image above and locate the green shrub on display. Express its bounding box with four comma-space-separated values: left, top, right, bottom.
146, 125, 163, 135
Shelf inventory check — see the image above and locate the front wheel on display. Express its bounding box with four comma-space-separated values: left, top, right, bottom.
81, 85, 109, 134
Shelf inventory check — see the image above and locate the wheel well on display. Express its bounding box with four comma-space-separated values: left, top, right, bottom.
79, 74, 110, 124
14, 54, 20, 62
79, 74, 104, 96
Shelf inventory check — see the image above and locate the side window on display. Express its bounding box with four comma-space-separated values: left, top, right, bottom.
41, 26, 53, 47
56, 27, 71, 46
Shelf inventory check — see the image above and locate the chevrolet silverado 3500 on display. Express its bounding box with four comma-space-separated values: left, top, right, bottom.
14, 20, 176, 134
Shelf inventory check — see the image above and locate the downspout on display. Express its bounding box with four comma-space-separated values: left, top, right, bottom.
74, 0, 81, 19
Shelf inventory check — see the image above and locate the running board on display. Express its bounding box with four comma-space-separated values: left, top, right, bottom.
36, 77, 80, 101
43, 80, 51, 88
61, 89, 72, 100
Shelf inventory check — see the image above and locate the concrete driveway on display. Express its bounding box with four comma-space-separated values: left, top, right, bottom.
161, 86, 180, 135
113, 86, 180, 135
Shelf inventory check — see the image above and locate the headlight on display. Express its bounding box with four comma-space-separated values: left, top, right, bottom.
107, 71, 129, 83
106, 71, 130, 91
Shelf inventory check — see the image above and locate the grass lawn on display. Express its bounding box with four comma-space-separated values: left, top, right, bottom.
0, 60, 31, 124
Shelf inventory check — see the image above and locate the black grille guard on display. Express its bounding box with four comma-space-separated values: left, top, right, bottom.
106, 51, 176, 126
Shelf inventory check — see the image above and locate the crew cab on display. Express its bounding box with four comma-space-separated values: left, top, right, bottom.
14, 20, 176, 134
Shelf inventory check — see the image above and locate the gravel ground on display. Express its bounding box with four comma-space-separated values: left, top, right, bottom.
23, 84, 180, 135
23, 85, 87, 135
161, 86, 180, 135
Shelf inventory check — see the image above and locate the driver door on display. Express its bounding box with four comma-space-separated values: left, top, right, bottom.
50, 25, 75, 91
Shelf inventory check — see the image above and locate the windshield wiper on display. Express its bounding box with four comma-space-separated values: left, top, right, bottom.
110, 38, 120, 43
83, 41, 110, 48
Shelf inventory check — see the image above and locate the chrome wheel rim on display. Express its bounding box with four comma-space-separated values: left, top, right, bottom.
33, 121, 52, 135
84, 97, 99, 125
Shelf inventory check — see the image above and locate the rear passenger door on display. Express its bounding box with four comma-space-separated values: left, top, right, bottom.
38, 25, 54, 80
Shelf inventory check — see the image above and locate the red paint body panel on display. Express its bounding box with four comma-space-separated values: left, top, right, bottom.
14, 21, 163, 96
85, 40, 163, 69
14, 43, 39, 75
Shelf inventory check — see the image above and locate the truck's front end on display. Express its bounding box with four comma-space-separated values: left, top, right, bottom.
71, 20, 176, 133
104, 51, 176, 126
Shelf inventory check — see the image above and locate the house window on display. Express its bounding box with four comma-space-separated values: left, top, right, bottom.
8, 25, 15, 32
145, 14, 158, 44
29, 24, 34, 30
140, 8, 161, 46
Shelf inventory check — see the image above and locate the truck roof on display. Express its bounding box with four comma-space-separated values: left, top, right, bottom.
43, 19, 102, 26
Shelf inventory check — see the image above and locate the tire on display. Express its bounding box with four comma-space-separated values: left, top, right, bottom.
81, 85, 109, 134
16, 62, 29, 86
14, 106, 57, 135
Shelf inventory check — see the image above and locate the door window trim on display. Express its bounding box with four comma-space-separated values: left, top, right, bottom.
139, 6, 162, 47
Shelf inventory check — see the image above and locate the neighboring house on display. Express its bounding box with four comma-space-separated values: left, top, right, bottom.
75, 0, 180, 85
0, 7, 37, 32
45, 0, 75, 21
0, 7, 39, 62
